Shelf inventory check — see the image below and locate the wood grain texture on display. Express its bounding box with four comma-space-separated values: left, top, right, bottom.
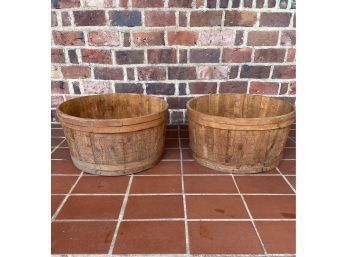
57, 93, 168, 176
187, 93, 295, 173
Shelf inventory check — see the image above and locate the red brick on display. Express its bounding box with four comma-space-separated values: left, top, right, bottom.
179, 12, 187, 27
281, 30, 296, 46
244, 0, 253, 7
110, 11, 141, 27
118, 0, 128, 7
82, 81, 113, 94
256, 0, 265, 8
220, 0, 229, 7
229, 66, 239, 79
169, 0, 192, 7
190, 49, 220, 63
247, 31, 279, 46
220, 81, 248, 93
207, 0, 217, 8
190, 11, 222, 27
148, 49, 176, 64
279, 83, 289, 95
168, 67, 197, 80
114, 83, 144, 93
127, 68, 135, 80
232, 0, 241, 8
132, 31, 165, 46
94, 67, 124, 80
68, 50, 78, 64
61, 12, 71, 26
132, 0, 164, 7
279, 0, 288, 9
138, 67, 166, 81
145, 11, 176, 27
222, 48, 252, 63
146, 83, 175, 95
51, 11, 57, 27
168, 31, 198, 46
225, 11, 257, 27
250, 82, 279, 94
74, 11, 106, 26
61, 66, 91, 79
240, 65, 270, 78
235, 30, 244, 45
116, 50, 144, 64
254, 49, 286, 63
189, 82, 217, 94
268, 0, 276, 8
51, 81, 69, 94
53, 31, 85, 46
167, 97, 192, 109
287, 48, 296, 62
198, 30, 233, 46
81, 49, 112, 64
171, 111, 184, 123
88, 31, 120, 46
179, 50, 187, 63
197, 66, 229, 79
123, 32, 130, 47
51, 49, 65, 63
196, 0, 204, 7
260, 12, 292, 27
52, 0, 80, 9
51, 95, 64, 107
272, 65, 296, 79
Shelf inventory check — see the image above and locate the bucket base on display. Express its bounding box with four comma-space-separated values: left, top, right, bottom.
71, 155, 162, 176
192, 153, 281, 174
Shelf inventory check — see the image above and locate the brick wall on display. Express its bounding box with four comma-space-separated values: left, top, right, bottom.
51, 0, 296, 124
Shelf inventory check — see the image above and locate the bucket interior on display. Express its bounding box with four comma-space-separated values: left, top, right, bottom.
58, 94, 167, 119
188, 94, 294, 119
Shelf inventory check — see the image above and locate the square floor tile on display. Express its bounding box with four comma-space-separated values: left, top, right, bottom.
184, 176, 237, 193
114, 221, 186, 254
130, 176, 182, 194
52, 129, 65, 137
72, 175, 129, 194
180, 130, 189, 138
165, 139, 179, 148
283, 148, 296, 159
52, 176, 79, 194
51, 124, 62, 129
124, 195, 184, 219
183, 161, 221, 174
162, 149, 180, 160
186, 195, 249, 219
188, 221, 263, 254
289, 130, 296, 139
166, 130, 178, 138
167, 125, 178, 130
244, 195, 296, 219
140, 161, 181, 175
182, 149, 194, 160
56, 195, 124, 220
52, 221, 116, 254
51, 160, 80, 174
234, 176, 293, 194
181, 138, 190, 148
286, 176, 296, 189
52, 138, 64, 147
51, 195, 65, 216
256, 221, 296, 253
278, 160, 296, 175
52, 148, 71, 159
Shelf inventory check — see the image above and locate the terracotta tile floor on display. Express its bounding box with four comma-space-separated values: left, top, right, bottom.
51, 124, 296, 256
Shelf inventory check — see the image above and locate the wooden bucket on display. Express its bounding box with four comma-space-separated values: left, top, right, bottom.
187, 93, 295, 173
57, 93, 168, 176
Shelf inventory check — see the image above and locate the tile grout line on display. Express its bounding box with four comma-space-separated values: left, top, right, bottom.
276, 167, 296, 193
231, 174, 269, 256
108, 175, 134, 255
51, 171, 83, 222
178, 124, 190, 255
54, 218, 296, 222
51, 138, 66, 154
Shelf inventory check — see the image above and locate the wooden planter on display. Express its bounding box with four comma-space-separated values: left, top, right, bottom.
187, 93, 295, 173
57, 93, 168, 176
